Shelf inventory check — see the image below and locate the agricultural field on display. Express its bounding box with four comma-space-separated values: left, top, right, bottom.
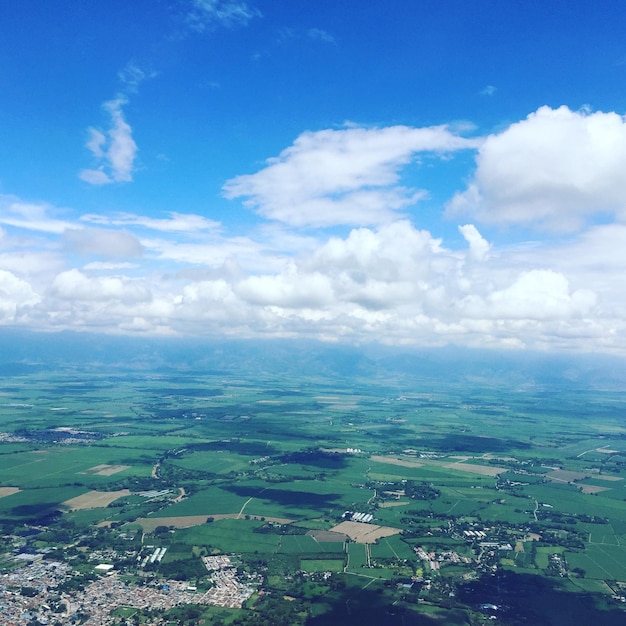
1, 342, 626, 624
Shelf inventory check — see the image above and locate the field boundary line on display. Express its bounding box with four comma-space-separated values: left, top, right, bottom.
237, 497, 254, 518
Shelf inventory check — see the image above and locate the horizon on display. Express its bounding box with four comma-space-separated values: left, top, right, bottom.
2, 2, 626, 355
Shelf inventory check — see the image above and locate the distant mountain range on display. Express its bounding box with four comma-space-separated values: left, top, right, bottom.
1, 329, 625, 391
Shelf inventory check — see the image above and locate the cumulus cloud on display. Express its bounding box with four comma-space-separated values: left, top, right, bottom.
50, 269, 150, 303
0, 270, 40, 321
236, 265, 334, 308
224, 125, 479, 227
79, 98, 138, 185
460, 270, 596, 321
447, 106, 626, 231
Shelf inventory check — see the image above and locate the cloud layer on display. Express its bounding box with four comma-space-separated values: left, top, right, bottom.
3, 107, 626, 354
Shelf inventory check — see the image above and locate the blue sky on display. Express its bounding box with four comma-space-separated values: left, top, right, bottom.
2, 0, 626, 353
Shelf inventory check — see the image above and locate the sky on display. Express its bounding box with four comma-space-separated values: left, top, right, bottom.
2, 0, 626, 354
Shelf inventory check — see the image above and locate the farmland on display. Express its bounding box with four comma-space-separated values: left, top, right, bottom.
1, 339, 626, 624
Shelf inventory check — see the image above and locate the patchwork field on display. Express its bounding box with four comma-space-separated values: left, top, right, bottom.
2, 351, 626, 624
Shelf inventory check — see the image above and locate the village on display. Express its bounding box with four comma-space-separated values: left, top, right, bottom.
0, 546, 261, 625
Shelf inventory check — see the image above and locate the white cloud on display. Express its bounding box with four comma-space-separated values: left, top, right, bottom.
186, 0, 261, 31
224, 125, 479, 227
307, 28, 336, 44
236, 265, 334, 308
0, 195, 75, 234
447, 106, 626, 231
0, 270, 40, 321
118, 61, 156, 93
80, 98, 138, 185
0, 251, 64, 280
459, 224, 490, 261
84, 262, 139, 271
81, 211, 221, 233
460, 270, 597, 321
50, 269, 150, 304
62, 228, 143, 258
142, 234, 269, 271
0, 210, 620, 351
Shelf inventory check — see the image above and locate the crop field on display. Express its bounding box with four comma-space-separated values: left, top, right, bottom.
566, 545, 626, 580
300, 559, 344, 573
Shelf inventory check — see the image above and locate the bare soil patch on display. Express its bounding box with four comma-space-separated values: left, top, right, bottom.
63, 489, 131, 511
0, 487, 20, 498
82, 464, 130, 476
379, 501, 409, 508
329, 520, 401, 544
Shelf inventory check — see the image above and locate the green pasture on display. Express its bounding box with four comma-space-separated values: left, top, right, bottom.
177, 518, 281, 553
170, 451, 252, 475
274, 534, 313, 554
346, 543, 367, 568
566, 544, 626, 580
66, 507, 122, 526
371, 504, 413, 527
535, 546, 564, 569
0, 443, 37, 456
277, 534, 339, 554
370, 536, 414, 560
0, 447, 149, 488
179, 476, 373, 519
300, 558, 344, 573
566, 578, 614, 594
581, 523, 622, 545
0, 485, 85, 521
97, 434, 193, 451
154, 485, 247, 517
